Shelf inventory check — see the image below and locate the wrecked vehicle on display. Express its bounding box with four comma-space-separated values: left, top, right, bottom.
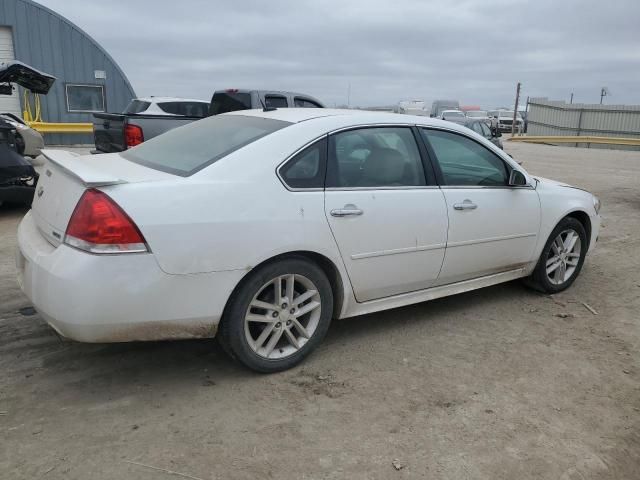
0, 61, 55, 206
0, 121, 38, 207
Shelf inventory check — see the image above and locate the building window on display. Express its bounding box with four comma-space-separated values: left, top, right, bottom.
65, 84, 105, 113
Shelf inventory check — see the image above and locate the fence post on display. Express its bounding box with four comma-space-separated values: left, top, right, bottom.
575, 108, 583, 148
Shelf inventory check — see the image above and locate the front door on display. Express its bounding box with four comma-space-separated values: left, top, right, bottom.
420, 128, 541, 285
324, 126, 449, 302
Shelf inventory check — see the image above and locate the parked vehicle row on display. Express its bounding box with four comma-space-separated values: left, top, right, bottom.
18, 109, 600, 372
427, 99, 526, 133
92, 89, 325, 153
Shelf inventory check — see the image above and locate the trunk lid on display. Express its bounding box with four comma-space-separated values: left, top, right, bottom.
0, 61, 56, 94
32, 149, 173, 246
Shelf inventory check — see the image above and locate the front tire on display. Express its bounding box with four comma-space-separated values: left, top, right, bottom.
218, 257, 333, 373
526, 217, 587, 293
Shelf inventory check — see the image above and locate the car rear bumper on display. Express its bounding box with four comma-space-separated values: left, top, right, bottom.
16, 211, 245, 343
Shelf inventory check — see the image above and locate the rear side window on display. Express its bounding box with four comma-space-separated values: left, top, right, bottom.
157, 101, 208, 117
279, 138, 327, 189
265, 95, 288, 108
294, 97, 322, 108
122, 115, 291, 176
210, 92, 252, 115
124, 100, 150, 114
327, 127, 427, 188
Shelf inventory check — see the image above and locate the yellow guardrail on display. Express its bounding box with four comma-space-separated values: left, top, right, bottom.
26, 122, 93, 134
508, 135, 640, 146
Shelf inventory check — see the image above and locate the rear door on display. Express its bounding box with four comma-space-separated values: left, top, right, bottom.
324, 126, 448, 302
420, 128, 540, 285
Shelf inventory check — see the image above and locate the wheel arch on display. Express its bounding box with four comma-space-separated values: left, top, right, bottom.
565, 209, 592, 248
221, 250, 346, 322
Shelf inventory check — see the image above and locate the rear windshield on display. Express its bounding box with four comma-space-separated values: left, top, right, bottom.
124, 100, 151, 114
121, 115, 291, 176
157, 101, 208, 117
210, 92, 252, 115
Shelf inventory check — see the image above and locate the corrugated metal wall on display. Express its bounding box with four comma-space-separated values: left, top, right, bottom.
0, 0, 136, 144
528, 98, 640, 150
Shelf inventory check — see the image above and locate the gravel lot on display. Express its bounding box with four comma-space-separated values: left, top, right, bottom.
1, 141, 638, 479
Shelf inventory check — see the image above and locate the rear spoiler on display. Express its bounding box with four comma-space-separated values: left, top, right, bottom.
41, 149, 126, 187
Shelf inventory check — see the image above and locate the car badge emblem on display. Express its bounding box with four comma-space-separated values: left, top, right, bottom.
37, 186, 44, 198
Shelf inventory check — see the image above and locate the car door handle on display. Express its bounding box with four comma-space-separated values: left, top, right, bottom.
453, 201, 478, 211
330, 206, 363, 217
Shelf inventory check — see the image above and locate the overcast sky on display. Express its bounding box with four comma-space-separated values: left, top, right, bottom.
38, 0, 640, 108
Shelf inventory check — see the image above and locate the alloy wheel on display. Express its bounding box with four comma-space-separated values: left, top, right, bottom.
545, 229, 582, 285
244, 274, 322, 359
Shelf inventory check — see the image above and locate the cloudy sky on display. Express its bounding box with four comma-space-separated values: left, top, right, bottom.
38, 0, 640, 108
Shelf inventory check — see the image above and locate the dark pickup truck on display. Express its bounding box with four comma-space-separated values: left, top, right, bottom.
92, 97, 209, 153
92, 89, 324, 153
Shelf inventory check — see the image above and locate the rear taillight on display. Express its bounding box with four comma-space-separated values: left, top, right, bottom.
124, 124, 144, 148
64, 189, 148, 254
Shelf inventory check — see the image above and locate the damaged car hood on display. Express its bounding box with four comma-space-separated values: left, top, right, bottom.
0, 61, 56, 95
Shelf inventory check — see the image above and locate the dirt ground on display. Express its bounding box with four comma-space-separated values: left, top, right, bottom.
1, 141, 638, 480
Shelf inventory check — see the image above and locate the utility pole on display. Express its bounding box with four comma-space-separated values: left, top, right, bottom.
347, 82, 351, 109
600, 87, 609, 104
570, 92, 574, 104
511, 82, 521, 137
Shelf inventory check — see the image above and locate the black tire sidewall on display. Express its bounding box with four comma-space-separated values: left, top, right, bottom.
533, 217, 588, 293
220, 257, 333, 373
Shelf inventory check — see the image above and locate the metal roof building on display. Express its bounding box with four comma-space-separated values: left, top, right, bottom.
0, 0, 136, 144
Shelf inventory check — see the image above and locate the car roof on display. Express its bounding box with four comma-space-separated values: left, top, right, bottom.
214, 89, 318, 98
224, 108, 476, 133
136, 97, 208, 103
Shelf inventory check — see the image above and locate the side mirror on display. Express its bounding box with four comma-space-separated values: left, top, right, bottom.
509, 169, 528, 186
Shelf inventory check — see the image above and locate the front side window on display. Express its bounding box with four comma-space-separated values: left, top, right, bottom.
122, 115, 291, 176
421, 129, 508, 187
66, 84, 105, 112
279, 138, 327, 189
265, 95, 288, 108
327, 127, 426, 188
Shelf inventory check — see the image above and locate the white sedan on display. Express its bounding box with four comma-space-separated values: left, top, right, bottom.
16, 109, 601, 372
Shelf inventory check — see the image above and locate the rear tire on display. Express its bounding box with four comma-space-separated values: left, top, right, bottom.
525, 217, 587, 293
218, 257, 333, 373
